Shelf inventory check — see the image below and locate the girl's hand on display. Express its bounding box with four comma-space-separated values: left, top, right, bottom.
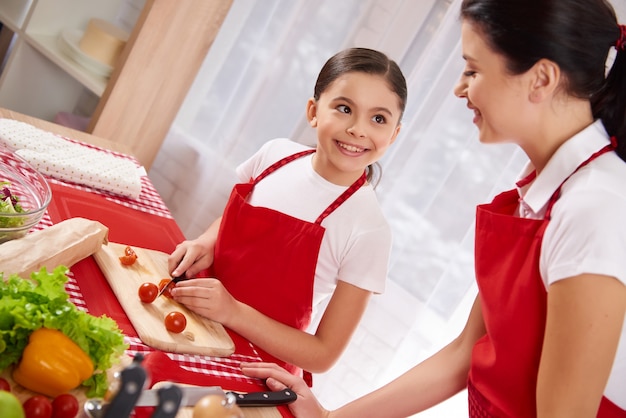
240, 362, 330, 418
168, 238, 214, 278
170, 278, 240, 325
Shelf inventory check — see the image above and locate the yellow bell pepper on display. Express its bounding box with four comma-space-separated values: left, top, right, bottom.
12, 327, 94, 397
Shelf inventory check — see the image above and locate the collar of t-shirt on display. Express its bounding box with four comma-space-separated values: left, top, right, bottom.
516, 119, 611, 219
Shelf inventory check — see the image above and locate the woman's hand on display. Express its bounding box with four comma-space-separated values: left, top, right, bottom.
170, 278, 240, 325
240, 362, 330, 418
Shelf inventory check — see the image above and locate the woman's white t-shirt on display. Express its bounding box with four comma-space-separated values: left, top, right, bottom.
516, 120, 626, 408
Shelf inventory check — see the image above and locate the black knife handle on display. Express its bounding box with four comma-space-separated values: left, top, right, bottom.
104, 355, 147, 418
228, 388, 297, 407
149, 384, 183, 418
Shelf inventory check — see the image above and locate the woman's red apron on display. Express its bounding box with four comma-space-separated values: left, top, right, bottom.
468, 141, 625, 417
210, 149, 366, 379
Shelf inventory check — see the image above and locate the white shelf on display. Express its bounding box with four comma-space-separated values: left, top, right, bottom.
0, 0, 33, 32
0, 0, 143, 122
25, 33, 108, 95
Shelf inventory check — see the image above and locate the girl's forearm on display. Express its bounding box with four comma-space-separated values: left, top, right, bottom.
226, 302, 339, 372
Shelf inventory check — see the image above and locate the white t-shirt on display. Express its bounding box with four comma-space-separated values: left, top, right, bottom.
516, 120, 626, 408
236, 138, 391, 309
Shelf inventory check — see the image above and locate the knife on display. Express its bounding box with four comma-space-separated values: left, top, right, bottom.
156, 276, 187, 298
103, 354, 148, 418
134, 386, 296, 408
148, 384, 183, 418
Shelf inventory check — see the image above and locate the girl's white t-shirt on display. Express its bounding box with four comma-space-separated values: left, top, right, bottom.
236, 138, 391, 308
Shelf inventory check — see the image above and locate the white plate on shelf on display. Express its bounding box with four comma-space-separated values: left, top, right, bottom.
57, 29, 113, 78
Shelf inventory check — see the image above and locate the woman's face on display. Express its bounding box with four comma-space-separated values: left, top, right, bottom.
454, 21, 535, 145
307, 72, 402, 186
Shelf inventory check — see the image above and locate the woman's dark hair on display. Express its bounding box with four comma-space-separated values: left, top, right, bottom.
460, 0, 626, 161
313, 47, 407, 185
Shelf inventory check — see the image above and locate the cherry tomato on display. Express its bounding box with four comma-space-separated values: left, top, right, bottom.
164, 311, 187, 333
119, 246, 138, 266
158, 278, 176, 299
51, 393, 79, 418
138, 282, 159, 303
0, 377, 10, 392
23, 395, 52, 418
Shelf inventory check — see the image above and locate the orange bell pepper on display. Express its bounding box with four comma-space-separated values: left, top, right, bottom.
12, 327, 94, 397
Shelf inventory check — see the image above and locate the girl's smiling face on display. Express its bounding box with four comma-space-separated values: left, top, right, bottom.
455, 21, 536, 146
307, 71, 402, 186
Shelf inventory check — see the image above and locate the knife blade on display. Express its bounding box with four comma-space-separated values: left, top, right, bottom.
134, 386, 296, 408
156, 276, 186, 298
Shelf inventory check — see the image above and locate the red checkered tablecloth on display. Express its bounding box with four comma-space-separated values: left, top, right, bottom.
29, 135, 266, 389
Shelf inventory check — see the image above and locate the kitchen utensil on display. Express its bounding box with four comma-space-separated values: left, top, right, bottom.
93, 242, 234, 356
83, 398, 107, 418
156, 275, 187, 298
134, 352, 290, 418
146, 384, 184, 418
103, 354, 148, 418
135, 387, 296, 408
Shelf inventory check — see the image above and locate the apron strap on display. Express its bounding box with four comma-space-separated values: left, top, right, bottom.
315, 172, 367, 224
253, 150, 316, 184
251, 148, 368, 225
544, 140, 616, 220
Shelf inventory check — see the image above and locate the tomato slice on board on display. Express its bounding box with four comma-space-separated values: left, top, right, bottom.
158, 278, 176, 299
119, 246, 138, 266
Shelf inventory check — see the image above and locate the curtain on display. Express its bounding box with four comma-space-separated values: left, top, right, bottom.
149, 0, 530, 413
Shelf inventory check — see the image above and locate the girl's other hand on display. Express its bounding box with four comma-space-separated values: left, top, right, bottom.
170, 278, 239, 325
240, 362, 330, 418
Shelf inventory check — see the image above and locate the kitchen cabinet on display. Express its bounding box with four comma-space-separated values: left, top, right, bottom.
0, 0, 140, 121
0, 0, 234, 169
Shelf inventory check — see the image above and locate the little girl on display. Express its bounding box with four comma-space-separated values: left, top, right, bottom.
168, 47, 407, 379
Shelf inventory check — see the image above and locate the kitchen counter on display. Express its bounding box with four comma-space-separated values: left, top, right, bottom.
0, 109, 293, 418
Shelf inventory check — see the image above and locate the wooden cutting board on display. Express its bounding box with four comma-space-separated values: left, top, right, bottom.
93, 242, 235, 356
151, 382, 283, 418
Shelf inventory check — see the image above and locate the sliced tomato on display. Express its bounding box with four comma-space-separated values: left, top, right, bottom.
119, 246, 138, 266
158, 278, 176, 299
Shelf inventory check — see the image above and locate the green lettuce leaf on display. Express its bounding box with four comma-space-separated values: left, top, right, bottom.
0, 266, 128, 397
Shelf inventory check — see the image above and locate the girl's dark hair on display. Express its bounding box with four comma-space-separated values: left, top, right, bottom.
460, 0, 626, 161
313, 48, 408, 186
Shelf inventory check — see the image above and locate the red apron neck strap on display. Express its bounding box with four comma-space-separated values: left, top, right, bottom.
253, 150, 315, 184
315, 172, 367, 224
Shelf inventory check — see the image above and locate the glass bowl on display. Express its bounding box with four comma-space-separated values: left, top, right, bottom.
0, 146, 52, 244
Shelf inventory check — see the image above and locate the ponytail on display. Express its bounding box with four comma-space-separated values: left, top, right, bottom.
592, 25, 626, 161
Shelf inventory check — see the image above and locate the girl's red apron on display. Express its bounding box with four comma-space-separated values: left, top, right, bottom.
210, 150, 366, 380
468, 141, 625, 417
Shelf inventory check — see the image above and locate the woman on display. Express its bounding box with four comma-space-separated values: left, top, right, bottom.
242, 0, 626, 416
